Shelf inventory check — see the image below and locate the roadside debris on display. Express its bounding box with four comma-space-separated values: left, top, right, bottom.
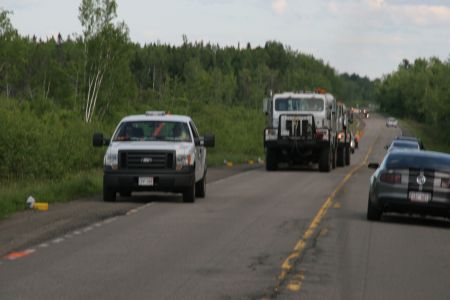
26, 196, 49, 211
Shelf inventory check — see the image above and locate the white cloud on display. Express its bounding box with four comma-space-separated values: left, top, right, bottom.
272, 0, 287, 15
367, 0, 385, 10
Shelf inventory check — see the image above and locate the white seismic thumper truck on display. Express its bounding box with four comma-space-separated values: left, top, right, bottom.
263, 90, 339, 172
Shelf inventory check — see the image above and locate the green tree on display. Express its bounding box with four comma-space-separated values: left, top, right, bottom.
78, 0, 130, 122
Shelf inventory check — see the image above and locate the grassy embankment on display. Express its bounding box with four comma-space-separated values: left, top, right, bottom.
399, 119, 450, 154
0, 98, 265, 219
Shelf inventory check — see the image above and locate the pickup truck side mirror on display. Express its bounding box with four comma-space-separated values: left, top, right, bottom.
93, 132, 110, 147
195, 134, 215, 148
203, 134, 215, 148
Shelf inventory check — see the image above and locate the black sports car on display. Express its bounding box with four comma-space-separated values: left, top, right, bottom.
367, 150, 450, 221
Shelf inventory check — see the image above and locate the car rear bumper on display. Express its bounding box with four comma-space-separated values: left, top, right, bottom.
104, 168, 195, 193
376, 196, 450, 218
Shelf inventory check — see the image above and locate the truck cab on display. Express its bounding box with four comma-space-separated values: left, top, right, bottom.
263, 90, 338, 172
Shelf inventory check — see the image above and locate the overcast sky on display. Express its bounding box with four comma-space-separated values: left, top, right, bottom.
2, 0, 450, 79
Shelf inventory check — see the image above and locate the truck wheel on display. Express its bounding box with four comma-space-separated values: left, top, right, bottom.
183, 183, 195, 203
331, 147, 337, 169
103, 185, 116, 202
367, 196, 382, 221
120, 191, 131, 197
337, 147, 344, 167
266, 148, 278, 171
195, 172, 206, 198
319, 147, 331, 172
345, 146, 351, 166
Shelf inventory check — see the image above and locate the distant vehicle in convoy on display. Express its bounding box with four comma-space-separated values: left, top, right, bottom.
395, 136, 425, 150
386, 117, 398, 128
336, 102, 351, 166
263, 90, 338, 172
386, 140, 421, 152
93, 111, 215, 203
350, 133, 356, 154
367, 150, 450, 221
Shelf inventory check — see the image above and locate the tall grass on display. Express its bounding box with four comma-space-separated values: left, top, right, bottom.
0, 97, 265, 218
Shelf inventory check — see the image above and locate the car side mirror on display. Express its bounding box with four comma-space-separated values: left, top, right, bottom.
93, 132, 109, 147
368, 163, 379, 169
384, 145, 389, 150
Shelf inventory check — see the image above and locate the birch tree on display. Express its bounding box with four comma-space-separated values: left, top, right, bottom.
78, 0, 128, 122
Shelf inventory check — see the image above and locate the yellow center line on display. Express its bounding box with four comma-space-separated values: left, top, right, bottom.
266, 133, 379, 297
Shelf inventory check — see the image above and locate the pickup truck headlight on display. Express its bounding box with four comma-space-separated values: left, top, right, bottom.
104, 152, 118, 170
176, 153, 194, 170
265, 128, 278, 141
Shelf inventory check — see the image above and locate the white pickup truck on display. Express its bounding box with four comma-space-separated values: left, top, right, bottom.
93, 111, 215, 203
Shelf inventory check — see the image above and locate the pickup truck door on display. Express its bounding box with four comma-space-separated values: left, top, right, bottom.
189, 121, 204, 181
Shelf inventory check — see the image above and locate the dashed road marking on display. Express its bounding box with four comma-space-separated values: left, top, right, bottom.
1, 203, 156, 263
52, 238, 65, 244
82, 226, 93, 233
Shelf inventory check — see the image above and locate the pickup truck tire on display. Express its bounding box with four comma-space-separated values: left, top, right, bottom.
103, 185, 116, 202
345, 146, 351, 166
319, 147, 331, 172
266, 148, 278, 171
195, 173, 206, 198
183, 184, 195, 203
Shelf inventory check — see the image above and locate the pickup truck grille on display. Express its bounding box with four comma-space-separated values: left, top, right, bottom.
119, 151, 175, 170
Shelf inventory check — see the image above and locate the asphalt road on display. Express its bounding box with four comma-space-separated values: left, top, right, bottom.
1, 116, 449, 300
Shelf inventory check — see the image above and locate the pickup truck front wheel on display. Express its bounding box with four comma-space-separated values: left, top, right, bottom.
183, 183, 195, 203
103, 185, 116, 202
195, 172, 206, 198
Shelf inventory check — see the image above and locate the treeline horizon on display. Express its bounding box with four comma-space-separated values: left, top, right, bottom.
1, 4, 375, 123
376, 58, 450, 146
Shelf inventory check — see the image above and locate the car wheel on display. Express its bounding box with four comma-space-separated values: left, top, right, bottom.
195, 172, 206, 198
103, 185, 116, 202
183, 183, 195, 203
367, 196, 382, 221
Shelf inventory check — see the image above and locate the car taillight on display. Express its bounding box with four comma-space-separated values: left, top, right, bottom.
441, 178, 450, 188
380, 172, 402, 184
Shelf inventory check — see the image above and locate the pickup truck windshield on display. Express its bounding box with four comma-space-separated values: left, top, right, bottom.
113, 121, 192, 142
275, 97, 324, 112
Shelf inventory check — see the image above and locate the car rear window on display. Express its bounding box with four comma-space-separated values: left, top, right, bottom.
391, 141, 419, 149
386, 152, 450, 171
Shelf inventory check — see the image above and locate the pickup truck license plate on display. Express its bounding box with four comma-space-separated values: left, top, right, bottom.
138, 177, 154, 186
409, 191, 431, 203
